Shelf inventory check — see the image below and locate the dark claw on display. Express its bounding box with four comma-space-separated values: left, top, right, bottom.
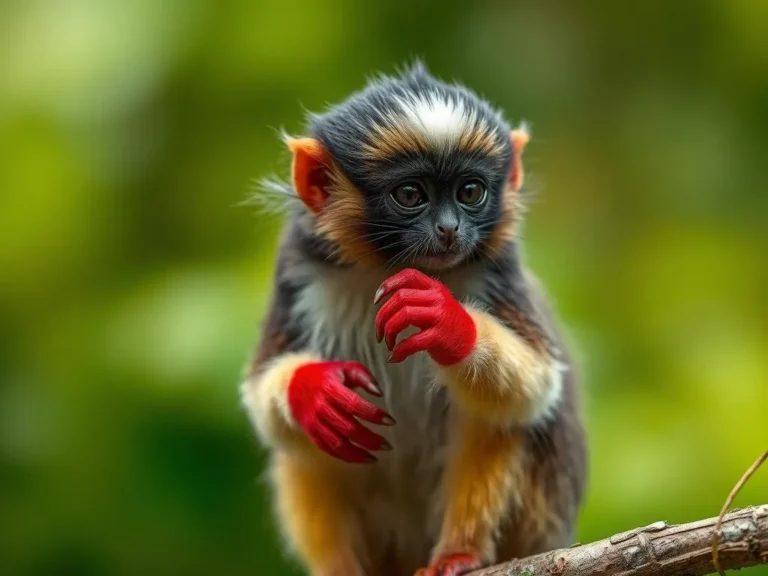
366, 377, 383, 397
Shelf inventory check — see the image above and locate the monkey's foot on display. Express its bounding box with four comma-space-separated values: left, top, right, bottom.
414, 553, 486, 576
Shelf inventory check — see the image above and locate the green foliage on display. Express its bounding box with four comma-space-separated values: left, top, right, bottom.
0, 1, 766, 574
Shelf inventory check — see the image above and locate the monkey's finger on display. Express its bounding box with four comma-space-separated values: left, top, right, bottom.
320, 407, 391, 452
388, 329, 436, 363
384, 306, 438, 350
426, 553, 485, 576
375, 289, 435, 341
339, 362, 382, 397
374, 268, 434, 304
414, 564, 453, 576
328, 384, 396, 426
311, 422, 377, 464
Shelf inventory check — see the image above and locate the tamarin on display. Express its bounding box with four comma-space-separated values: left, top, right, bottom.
241, 62, 587, 576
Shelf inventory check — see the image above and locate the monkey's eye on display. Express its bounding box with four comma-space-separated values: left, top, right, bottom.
391, 184, 427, 209
457, 180, 487, 206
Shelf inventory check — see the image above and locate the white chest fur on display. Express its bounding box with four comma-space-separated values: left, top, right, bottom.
293, 267, 442, 443
291, 264, 483, 444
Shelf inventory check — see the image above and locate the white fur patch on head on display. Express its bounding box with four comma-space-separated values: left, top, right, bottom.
360, 87, 506, 160
392, 91, 478, 147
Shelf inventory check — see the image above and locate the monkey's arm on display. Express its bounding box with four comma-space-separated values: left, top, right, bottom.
242, 351, 320, 450
375, 267, 560, 425
376, 267, 577, 574
241, 284, 393, 462
437, 305, 560, 425
243, 351, 391, 460
241, 288, 395, 576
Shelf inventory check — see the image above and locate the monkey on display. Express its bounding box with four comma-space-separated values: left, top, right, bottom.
240, 62, 587, 576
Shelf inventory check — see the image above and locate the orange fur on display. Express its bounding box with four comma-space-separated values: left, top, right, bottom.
437, 307, 559, 425
482, 183, 520, 256
434, 416, 525, 563
362, 122, 430, 160
433, 413, 572, 568
288, 137, 332, 213
287, 137, 329, 161
316, 166, 386, 267
362, 121, 504, 161
458, 125, 506, 158
483, 127, 529, 256
272, 452, 366, 576
508, 127, 529, 192
287, 136, 386, 267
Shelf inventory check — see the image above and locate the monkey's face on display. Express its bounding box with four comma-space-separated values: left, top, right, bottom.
358, 154, 508, 271
286, 134, 526, 270
284, 64, 530, 268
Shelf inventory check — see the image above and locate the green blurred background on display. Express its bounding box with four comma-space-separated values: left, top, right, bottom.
1, 1, 766, 574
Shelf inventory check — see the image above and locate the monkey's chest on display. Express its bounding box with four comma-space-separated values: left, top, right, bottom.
296, 273, 452, 460
314, 311, 451, 461
301, 290, 451, 496
294, 270, 465, 551
330, 319, 451, 551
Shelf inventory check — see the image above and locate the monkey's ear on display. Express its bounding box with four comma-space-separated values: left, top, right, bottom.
508, 125, 530, 192
286, 137, 332, 213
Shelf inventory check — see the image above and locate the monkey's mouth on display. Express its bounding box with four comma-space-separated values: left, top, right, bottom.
413, 251, 466, 271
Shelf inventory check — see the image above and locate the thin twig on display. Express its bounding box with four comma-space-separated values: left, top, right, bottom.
711, 450, 768, 576
471, 505, 768, 576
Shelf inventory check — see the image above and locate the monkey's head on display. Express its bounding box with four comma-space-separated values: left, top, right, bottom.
281, 62, 529, 271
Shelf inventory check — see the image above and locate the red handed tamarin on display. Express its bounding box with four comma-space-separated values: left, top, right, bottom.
241, 62, 587, 576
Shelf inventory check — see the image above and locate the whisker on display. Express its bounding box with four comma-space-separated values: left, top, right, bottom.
478, 240, 507, 273
385, 235, 426, 270
357, 230, 400, 242
356, 239, 407, 261
361, 222, 404, 230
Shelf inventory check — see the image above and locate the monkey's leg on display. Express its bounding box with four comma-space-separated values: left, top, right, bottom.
272, 451, 367, 576
496, 509, 573, 563
495, 417, 583, 559
417, 416, 525, 576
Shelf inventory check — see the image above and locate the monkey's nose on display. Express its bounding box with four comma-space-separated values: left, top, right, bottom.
436, 223, 459, 248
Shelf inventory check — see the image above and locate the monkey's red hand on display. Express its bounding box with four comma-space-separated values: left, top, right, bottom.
288, 362, 395, 463
374, 268, 477, 366
414, 553, 486, 576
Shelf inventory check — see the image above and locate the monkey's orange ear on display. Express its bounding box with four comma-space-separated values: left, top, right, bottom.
508, 125, 530, 192
286, 137, 332, 213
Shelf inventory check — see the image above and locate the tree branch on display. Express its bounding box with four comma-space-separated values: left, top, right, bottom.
472, 504, 768, 576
